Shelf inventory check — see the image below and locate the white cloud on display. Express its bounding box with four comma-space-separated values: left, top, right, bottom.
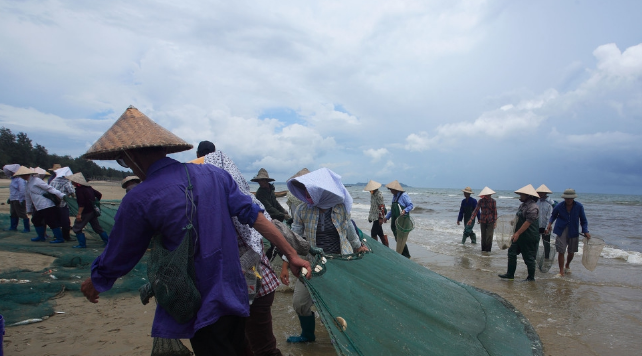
363, 147, 389, 162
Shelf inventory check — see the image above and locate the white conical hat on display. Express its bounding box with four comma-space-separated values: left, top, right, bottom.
33, 167, 50, 176
68, 172, 90, 186
535, 184, 552, 194
514, 184, 539, 198
363, 180, 382, 191
478, 186, 496, 196
385, 180, 404, 192
13, 166, 34, 176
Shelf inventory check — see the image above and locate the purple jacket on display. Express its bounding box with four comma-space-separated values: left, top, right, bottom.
91, 157, 262, 339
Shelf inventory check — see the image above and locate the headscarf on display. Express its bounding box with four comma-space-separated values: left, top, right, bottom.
54, 167, 73, 178
2, 164, 20, 177
287, 167, 353, 213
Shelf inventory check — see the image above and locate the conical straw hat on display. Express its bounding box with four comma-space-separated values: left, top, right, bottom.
251, 168, 275, 182
68, 172, 90, 186
82, 106, 193, 160
462, 186, 473, 194
121, 175, 141, 188
535, 184, 553, 194
13, 166, 34, 176
48, 163, 61, 171
363, 180, 382, 191
385, 180, 404, 192
288, 168, 310, 181
478, 186, 496, 196
514, 184, 539, 198
33, 167, 50, 176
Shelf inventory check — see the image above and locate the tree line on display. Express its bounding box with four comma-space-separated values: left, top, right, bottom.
0, 127, 131, 181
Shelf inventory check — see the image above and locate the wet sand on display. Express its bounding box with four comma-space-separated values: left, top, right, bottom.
1, 179, 641, 355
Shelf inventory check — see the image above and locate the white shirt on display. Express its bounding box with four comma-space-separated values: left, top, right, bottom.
24, 176, 65, 213
536, 197, 554, 229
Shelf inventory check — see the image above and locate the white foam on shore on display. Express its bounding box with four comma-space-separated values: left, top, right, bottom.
600, 247, 642, 264
497, 196, 514, 199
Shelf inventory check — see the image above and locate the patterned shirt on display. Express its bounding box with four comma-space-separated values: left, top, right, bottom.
292, 203, 361, 255
50, 177, 75, 208
470, 197, 497, 224
368, 189, 386, 222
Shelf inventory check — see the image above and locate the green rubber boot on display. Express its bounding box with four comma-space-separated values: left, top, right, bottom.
287, 313, 316, 343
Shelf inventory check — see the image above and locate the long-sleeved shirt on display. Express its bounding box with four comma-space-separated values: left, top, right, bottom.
9, 176, 26, 202
75, 185, 102, 211
24, 176, 65, 213
292, 203, 361, 255
368, 189, 386, 222
457, 197, 480, 222
255, 185, 287, 221
90, 157, 262, 339
470, 197, 497, 224
549, 201, 589, 238
536, 197, 554, 229
50, 177, 75, 208
385, 192, 414, 220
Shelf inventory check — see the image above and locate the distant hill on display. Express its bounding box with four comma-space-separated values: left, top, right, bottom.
354, 182, 411, 187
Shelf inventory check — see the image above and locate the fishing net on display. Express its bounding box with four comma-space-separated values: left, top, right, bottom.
582, 236, 605, 271
536, 235, 557, 273
65, 197, 120, 235
395, 214, 414, 233
0, 208, 148, 326
495, 214, 517, 250
302, 235, 542, 355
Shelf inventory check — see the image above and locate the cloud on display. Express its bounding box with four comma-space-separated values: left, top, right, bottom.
363, 147, 389, 161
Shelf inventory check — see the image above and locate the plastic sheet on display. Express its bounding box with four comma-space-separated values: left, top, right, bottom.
582, 237, 605, 271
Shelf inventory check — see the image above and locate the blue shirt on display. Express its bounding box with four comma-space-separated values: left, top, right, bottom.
385, 192, 414, 219
90, 157, 263, 339
549, 201, 589, 238
457, 197, 480, 222
9, 176, 25, 202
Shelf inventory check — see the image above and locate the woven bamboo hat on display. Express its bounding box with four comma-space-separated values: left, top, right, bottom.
363, 180, 382, 191
33, 167, 50, 176
385, 180, 404, 192
462, 186, 473, 194
13, 166, 34, 176
121, 175, 141, 189
561, 188, 577, 199
514, 184, 539, 198
535, 184, 553, 194
478, 187, 496, 196
251, 168, 275, 182
288, 168, 310, 181
48, 163, 61, 171
68, 172, 90, 186
82, 106, 193, 160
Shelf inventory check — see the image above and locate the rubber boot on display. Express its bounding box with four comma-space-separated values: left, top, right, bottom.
22, 218, 30, 233
49, 227, 65, 244
471, 233, 477, 244
287, 313, 316, 343
381, 234, 389, 247
62, 227, 71, 241
461, 234, 467, 244
31, 226, 47, 242
401, 244, 411, 258
99, 231, 109, 245
73, 232, 86, 248
5, 217, 19, 231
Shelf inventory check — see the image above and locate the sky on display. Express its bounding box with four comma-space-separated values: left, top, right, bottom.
1, 0, 641, 194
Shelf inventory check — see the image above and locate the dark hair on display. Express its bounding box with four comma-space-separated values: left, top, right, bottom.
197, 141, 216, 158
531, 196, 539, 202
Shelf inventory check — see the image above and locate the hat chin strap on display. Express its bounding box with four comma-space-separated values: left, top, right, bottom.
124, 150, 147, 181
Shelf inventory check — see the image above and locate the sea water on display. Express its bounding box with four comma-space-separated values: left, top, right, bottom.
271, 184, 642, 356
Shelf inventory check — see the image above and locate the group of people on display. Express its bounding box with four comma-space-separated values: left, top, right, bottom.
453, 184, 590, 281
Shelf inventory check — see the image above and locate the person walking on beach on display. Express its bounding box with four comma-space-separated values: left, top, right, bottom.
284, 167, 368, 344
79, 106, 310, 356
49, 167, 76, 241
68, 172, 109, 248
546, 188, 590, 277
457, 187, 480, 244
383, 180, 414, 258
468, 187, 497, 252
498, 184, 540, 281
14, 166, 67, 243
365, 180, 389, 247
3, 164, 30, 233
536, 184, 555, 260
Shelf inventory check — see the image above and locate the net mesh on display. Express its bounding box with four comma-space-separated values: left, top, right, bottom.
495, 214, 517, 250
395, 214, 414, 233
582, 236, 605, 271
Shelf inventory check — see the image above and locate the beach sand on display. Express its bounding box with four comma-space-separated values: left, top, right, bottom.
1, 179, 640, 355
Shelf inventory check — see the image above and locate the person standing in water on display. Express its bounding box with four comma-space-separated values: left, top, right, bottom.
383, 180, 413, 258
457, 187, 480, 245
468, 187, 497, 252
535, 184, 555, 260
498, 184, 540, 281
546, 188, 590, 277
364, 180, 389, 247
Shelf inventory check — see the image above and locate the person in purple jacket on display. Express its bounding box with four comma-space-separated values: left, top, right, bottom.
79, 106, 310, 356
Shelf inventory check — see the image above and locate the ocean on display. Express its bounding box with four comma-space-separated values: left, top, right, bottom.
270, 183, 642, 356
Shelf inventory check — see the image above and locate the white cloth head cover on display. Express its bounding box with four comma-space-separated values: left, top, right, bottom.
54, 167, 73, 178
287, 167, 353, 213
3, 164, 20, 177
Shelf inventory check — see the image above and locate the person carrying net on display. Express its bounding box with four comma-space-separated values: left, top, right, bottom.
383, 180, 414, 258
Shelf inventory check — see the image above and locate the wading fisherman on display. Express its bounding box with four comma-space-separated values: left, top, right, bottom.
364, 180, 389, 247
498, 184, 540, 281
535, 184, 555, 260
383, 180, 414, 258
79, 106, 310, 356
457, 186, 480, 244
468, 186, 498, 252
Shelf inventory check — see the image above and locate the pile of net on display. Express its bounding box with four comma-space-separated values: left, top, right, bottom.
303, 234, 542, 355
0, 213, 148, 326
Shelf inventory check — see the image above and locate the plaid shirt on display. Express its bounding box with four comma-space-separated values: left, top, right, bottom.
292, 203, 361, 255
470, 197, 497, 224
49, 177, 75, 207
257, 252, 279, 297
